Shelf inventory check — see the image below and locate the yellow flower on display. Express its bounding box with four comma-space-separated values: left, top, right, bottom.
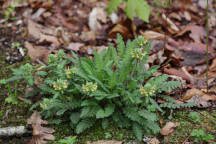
131, 48, 147, 60
53, 79, 68, 91
82, 82, 97, 93
65, 67, 77, 78
140, 85, 156, 96
40, 103, 48, 108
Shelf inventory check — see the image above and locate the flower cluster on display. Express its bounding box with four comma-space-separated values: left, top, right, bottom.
138, 39, 148, 46
53, 79, 68, 91
136, 36, 148, 46
40, 98, 53, 109
131, 48, 147, 60
82, 81, 97, 93
140, 85, 156, 96
65, 67, 77, 78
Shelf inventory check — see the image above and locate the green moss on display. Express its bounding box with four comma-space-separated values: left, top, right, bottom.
163, 110, 216, 143
52, 121, 138, 144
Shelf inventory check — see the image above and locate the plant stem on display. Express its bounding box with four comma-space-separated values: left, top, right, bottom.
206, 0, 209, 92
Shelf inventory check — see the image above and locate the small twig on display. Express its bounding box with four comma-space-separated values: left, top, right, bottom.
182, 135, 191, 144
36, 59, 47, 66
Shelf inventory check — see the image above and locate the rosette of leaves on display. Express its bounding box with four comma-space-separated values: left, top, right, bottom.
1, 34, 192, 140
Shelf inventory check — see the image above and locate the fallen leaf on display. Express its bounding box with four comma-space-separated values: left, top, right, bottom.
162, 13, 180, 34
80, 31, 96, 42
27, 20, 60, 48
108, 24, 132, 39
198, 0, 212, 9
178, 42, 215, 66
183, 88, 216, 107
87, 140, 122, 144
160, 122, 178, 136
66, 42, 84, 52
147, 137, 160, 144
183, 11, 191, 21
163, 68, 192, 83
140, 30, 165, 40
177, 25, 206, 43
25, 41, 51, 63
88, 7, 107, 31
27, 111, 55, 144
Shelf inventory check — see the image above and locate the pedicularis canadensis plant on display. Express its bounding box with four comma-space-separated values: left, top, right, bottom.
0, 35, 194, 140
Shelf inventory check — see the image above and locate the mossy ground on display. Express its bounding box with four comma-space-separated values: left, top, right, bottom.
163, 110, 216, 143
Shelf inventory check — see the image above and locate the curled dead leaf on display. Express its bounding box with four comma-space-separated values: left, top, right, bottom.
28, 111, 55, 144
140, 30, 165, 40
108, 24, 132, 39
162, 13, 180, 34
160, 122, 178, 136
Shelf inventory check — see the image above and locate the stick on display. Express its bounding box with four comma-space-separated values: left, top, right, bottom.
0, 126, 29, 137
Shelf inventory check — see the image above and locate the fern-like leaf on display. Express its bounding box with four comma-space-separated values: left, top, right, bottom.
132, 122, 143, 141
76, 119, 95, 134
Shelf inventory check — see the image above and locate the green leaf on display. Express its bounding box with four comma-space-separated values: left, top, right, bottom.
117, 33, 125, 59
96, 104, 115, 118
135, 0, 150, 22
132, 122, 143, 141
36, 71, 47, 76
94, 50, 103, 70
125, 0, 136, 20
106, 0, 123, 14
76, 119, 95, 134
138, 110, 158, 121
70, 112, 80, 124
56, 109, 67, 116
102, 119, 109, 129
125, 0, 150, 22
109, 71, 117, 89
80, 106, 98, 118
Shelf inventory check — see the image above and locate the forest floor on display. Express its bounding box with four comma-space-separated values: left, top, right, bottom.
0, 0, 216, 144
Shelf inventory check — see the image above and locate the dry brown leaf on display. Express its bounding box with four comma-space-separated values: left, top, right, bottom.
27, 20, 60, 48
160, 122, 178, 136
108, 24, 132, 39
147, 137, 160, 144
184, 88, 216, 101
184, 88, 216, 107
87, 140, 122, 144
25, 42, 51, 63
88, 7, 107, 31
162, 13, 180, 34
66, 42, 84, 52
80, 31, 96, 42
27, 111, 55, 144
163, 68, 192, 83
140, 31, 165, 40
177, 25, 206, 43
